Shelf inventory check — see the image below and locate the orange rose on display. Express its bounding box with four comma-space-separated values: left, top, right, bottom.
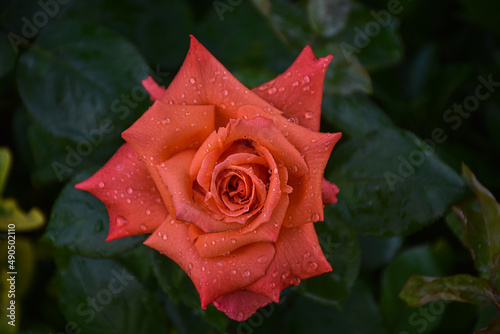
75, 36, 341, 321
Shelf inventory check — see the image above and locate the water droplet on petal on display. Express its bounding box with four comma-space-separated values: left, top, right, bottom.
140, 224, 147, 231
243, 270, 251, 277
305, 111, 313, 119
268, 87, 277, 94
303, 75, 310, 83
292, 81, 299, 87
188, 263, 193, 269
162, 117, 170, 125
269, 282, 276, 288
221, 89, 228, 96
290, 165, 298, 172
201, 266, 206, 272
162, 234, 168, 240
230, 239, 236, 244
310, 262, 318, 270
98, 181, 105, 188
311, 213, 320, 222
146, 209, 151, 215
115, 216, 128, 227
304, 251, 311, 258
126, 187, 133, 194
231, 269, 237, 275
189, 77, 196, 84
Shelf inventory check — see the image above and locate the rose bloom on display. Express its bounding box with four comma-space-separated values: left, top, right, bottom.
76, 36, 341, 321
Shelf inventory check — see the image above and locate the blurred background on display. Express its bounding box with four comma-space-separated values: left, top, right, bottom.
1, 0, 499, 333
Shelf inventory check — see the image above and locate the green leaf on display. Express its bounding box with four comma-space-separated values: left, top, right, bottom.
400, 274, 493, 307
358, 235, 402, 271
43, 171, 146, 258
475, 318, 500, 334
0, 147, 46, 231
332, 2, 403, 71
308, 0, 351, 38
16, 19, 151, 142
252, 0, 313, 48
322, 93, 394, 137
327, 128, 467, 236
150, 250, 230, 332
321, 43, 372, 95
63, 0, 195, 68
278, 279, 385, 334
55, 254, 167, 334
380, 244, 447, 334
461, 164, 500, 279
0, 147, 11, 195
0, 33, 16, 78
300, 208, 360, 309
475, 304, 500, 333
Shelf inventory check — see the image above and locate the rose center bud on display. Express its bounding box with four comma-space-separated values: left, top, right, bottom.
194, 139, 275, 225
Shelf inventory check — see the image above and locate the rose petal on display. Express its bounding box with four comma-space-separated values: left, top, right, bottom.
142, 77, 166, 101
160, 35, 280, 128
157, 149, 243, 233
191, 116, 308, 183
122, 101, 215, 219
252, 46, 332, 132
74, 143, 168, 241
237, 107, 342, 227
245, 223, 332, 302
193, 182, 289, 257
144, 218, 275, 308
212, 290, 272, 321
321, 177, 339, 204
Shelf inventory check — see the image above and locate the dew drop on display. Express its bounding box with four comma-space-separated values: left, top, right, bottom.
231, 269, 237, 275
310, 262, 318, 270
201, 266, 206, 272
237, 312, 244, 321
188, 263, 193, 269
292, 81, 299, 87
230, 239, 236, 244
303, 75, 310, 83
257, 256, 268, 263
126, 187, 133, 194
268, 87, 277, 94
243, 270, 251, 277
98, 181, 105, 188
146, 209, 151, 215
303, 85, 310, 91
304, 251, 311, 258
290, 165, 298, 172
162, 234, 168, 240
269, 282, 276, 288
154, 197, 161, 203
115, 216, 128, 227
189, 77, 196, 84
221, 89, 228, 96
311, 212, 320, 222
305, 111, 313, 119
140, 224, 147, 231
